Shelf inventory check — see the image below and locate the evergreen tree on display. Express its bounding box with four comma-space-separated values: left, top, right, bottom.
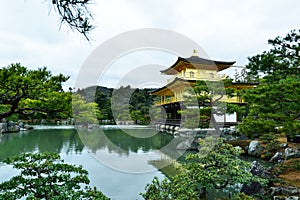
239, 29, 300, 138
0, 152, 108, 199
51, 0, 94, 40
181, 79, 235, 129
72, 94, 100, 125
0, 63, 71, 121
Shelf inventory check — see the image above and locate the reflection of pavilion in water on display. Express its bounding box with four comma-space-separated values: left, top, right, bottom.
148, 135, 190, 176
148, 154, 181, 177
78, 128, 186, 173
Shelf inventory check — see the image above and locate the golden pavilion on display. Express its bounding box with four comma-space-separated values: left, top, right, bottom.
151, 50, 256, 128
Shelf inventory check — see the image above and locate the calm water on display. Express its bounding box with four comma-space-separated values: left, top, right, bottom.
0, 126, 182, 200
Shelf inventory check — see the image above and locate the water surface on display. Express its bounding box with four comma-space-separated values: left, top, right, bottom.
0, 126, 179, 200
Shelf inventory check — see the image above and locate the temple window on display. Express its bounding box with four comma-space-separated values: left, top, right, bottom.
190, 71, 194, 78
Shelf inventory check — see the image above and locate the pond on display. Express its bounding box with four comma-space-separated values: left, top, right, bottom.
0, 126, 184, 200
0, 126, 263, 199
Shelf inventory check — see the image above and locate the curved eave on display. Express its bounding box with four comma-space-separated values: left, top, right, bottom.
160, 56, 236, 75
150, 77, 196, 95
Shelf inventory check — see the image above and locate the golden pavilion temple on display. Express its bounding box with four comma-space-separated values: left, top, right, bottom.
151, 50, 256, 128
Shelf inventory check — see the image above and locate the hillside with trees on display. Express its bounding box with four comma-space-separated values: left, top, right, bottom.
77, 85, 155, 125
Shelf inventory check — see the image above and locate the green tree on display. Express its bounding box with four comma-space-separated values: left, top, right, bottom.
141, 137, 267, 199
181, 79, 235, 129
0, 63, 71, 121
111, 85, 132, 122
77, 86, 155, 124
129, 89, 154, 125
130, 110, 143, 124
72, 94, 100, 125
239, 29, 300, 138
95, 90, 113, 122
76, 86, 114, 123
246, 29, 300, 81
111, 86, 154, 124
0, 152, 109, 199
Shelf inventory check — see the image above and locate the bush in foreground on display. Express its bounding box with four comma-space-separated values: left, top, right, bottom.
0, 152, 109, 200
141, 137, 267, 199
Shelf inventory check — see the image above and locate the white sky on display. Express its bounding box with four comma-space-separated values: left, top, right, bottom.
0, 0, 299, 89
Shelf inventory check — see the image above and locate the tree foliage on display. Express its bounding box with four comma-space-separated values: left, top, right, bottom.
141, 137, 267, 199
0, 152, 109, 200
0, 63, 71, 121
181, 79, 235, 129
239, 29, 300, 138
111, 85, 133, 122
76, 85, 154, 125
94, 90, 113, 122
110, 86, 154, 124
246, 29, 300, 81
129, 88, 154, 124
51, 0, 94, 40
72, 93, 100, 125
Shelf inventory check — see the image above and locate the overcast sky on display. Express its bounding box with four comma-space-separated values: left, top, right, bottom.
1, 0, 299, 89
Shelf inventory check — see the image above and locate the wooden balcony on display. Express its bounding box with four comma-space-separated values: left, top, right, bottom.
167, 73, 226, 83
154, 95, 245, 106
154, 96, 184, 106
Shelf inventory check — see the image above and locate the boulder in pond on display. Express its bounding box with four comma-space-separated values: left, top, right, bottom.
241, 161, 273, 196
249, 161, 273, 178
176, 139, 193, 150
7, 121, 15, 127
269, 151, 284, 163
271, 186, 299, 196
8, 125, 20, 132
284, 148, 300, 160
24, 124, 33, 130
40, 119, 47, 125
0, 122, 8, 133
248, 141, 263, 156
18, 120, 25, 128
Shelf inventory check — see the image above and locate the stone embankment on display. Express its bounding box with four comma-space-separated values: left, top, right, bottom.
0, 119, 32, 133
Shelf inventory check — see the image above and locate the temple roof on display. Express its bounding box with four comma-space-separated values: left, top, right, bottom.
150, 77, 196, 95
161, 56, 236, 75
150, 77, 258, 95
